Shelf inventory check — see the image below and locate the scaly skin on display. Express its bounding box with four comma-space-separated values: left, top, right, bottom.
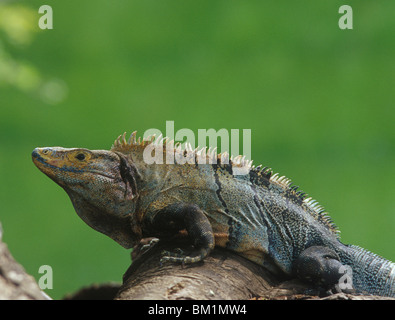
32, 132, 395, 297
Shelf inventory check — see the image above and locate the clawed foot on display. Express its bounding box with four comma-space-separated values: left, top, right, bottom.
140, 238, 160, 252
160, 248, 189, 265
131, 237, 160, 260
159, 246, 211, 266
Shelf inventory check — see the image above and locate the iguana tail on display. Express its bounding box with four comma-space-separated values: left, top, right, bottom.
338, 245, 395, 297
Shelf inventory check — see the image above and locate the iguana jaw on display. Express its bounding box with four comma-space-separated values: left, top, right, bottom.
32, 147, 117, 185
32, 146, 140, 247
32, 146, 137, 211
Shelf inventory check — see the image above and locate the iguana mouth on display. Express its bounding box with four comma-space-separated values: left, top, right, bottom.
32, 148, 116, 179
32, 149, 83, 172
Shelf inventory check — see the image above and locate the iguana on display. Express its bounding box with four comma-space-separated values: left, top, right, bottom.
32, 132, 395, 297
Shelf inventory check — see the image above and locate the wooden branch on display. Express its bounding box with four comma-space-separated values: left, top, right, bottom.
1, 222, 393, 300
115, 241, 394, 300
116, 245, 280, 300
0, 223, 49, 300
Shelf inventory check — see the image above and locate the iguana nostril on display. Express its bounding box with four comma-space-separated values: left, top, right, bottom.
32, 148, 40, 158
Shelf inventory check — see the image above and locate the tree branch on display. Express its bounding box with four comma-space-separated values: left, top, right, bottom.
115, 241, 394, 300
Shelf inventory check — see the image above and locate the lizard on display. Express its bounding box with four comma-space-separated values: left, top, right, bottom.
31, 131, 395, 297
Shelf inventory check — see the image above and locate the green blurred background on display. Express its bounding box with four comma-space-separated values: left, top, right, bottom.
1, 1, 394, 299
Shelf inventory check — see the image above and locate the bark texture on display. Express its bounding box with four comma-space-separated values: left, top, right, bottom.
1, 223, 393, 300
0, 224, 49, 300
115, 241, 394, 300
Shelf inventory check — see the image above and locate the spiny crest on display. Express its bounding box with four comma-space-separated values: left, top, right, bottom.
250, 166, 339, 237
302, 195, 338, 236
111, 131, 253, 168
112, 132, 338, 236
111, 131, 154, 151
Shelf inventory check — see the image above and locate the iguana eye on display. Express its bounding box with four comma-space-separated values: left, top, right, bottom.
75, 153, 86, 161
68, 150, 91, 162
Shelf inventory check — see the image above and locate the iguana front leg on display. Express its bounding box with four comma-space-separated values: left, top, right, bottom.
147, 203, 215, 264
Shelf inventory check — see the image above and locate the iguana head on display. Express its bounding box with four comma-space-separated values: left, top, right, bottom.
32, 147, 140, 248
